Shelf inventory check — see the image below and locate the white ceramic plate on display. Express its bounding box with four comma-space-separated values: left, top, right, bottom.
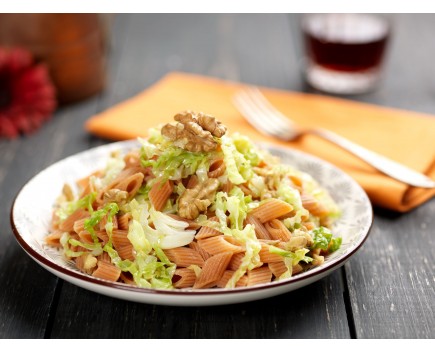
11, 140, 372, 306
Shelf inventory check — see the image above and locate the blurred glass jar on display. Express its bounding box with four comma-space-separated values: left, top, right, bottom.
0, 14, 110, 104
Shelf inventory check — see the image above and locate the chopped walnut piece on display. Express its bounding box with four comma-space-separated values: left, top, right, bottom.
161, 111, 227, 152
178, 178, 220, 219
103, 188, 129, 204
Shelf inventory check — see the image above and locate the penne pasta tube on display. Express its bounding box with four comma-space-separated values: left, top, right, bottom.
247, 266, 272, 286
92, 261, 121, 282
249, 199, 293, 223
264, 219, 292, 242
193, 252, 233, 289
173, 268, 197, 288
149, 179, 173, 211
164, 247, 205, 267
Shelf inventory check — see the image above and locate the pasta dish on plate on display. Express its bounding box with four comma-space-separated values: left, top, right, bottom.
45, 112, 342, 290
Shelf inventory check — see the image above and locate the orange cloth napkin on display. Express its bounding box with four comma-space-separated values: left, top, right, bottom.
86, 72, 435, 212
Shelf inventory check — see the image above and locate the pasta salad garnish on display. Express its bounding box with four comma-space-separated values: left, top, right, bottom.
46, 112, 342, 290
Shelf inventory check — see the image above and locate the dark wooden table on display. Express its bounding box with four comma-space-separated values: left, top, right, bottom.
1, 14, 434, 339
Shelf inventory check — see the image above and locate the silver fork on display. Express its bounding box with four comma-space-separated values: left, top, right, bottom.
233, 87, 435, 188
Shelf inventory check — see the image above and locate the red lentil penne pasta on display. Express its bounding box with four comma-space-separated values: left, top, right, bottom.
264, 219, 292, 242
78, 231, 94, 244
120, 272, 136, 285
99, 213, 118, 231
96, 230, 109, 245
247, 266, 272, 286
195, 217, 222, 239
268, 262, 304, 278
259, 243, 284, 263
221, 179, 233, 193
77, 229, 109, 245
173, 268, 197, 288
123, 150, 141, 168
189, 241, 212, 261
216, 270, 248, 288
117, 244, 135, 261
51, 211, 61, 230
239, 184, 254, 197
45, 230, 63, 248
301, 193, 329, 218
289, 175, 303, 188
92, 261, 121, 282
62, 184, 74, 202
117, 213, 132, 230
164, 247, 205, 267
292, 264, 303, 275
268, 261, 287, 278
76, 171, 102, 190
186, 174, 199, 189
111, 229, 131, 249
59, 208, 90, 232
77, 171, 102, 197
73, 218, 87, 234
97, 251, 112, 264
115, 172, 144, 199
95, 167, 145, 204
193, 252, 233, 289
228, 252, 244, 271
277, 210, 296, 220
208, 159, 226, 178
245, 215, 272, 240
79, 182, 95, 199
149, 179, 173, 211
197, 236, 244, 255
249, 199, 293, 223
303, 221, 316, 230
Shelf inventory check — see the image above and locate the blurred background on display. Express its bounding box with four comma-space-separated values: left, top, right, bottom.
1, 13, 435, 139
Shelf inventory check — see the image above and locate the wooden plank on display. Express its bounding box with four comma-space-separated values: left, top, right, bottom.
0, 138, 57, 339
0, 95, 99, 337
345, 201, 435, 338
48, 13, 351, 339
340, 14, 435, 339
0, 126, 62, 338
50, 271, 350, 339
0, 13, 113, 337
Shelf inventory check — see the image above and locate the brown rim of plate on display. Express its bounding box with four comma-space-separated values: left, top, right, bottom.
10, 183, 373, 297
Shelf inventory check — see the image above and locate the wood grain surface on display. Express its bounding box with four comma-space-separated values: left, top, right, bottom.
0, 14, 433, 339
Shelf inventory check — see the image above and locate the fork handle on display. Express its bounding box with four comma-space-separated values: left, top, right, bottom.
313, 128, 435, 188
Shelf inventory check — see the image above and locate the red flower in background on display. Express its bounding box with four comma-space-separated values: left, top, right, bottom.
0, 47, 56, 138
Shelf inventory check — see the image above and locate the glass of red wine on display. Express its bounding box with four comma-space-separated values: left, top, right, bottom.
302, 14, 391, 94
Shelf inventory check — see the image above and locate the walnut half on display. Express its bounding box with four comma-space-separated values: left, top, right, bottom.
161, 111, 227, 152
176, 111, 227, 138
178, 178, 220, 219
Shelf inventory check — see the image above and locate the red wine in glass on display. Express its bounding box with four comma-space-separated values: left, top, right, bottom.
302, 14, 390, 94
